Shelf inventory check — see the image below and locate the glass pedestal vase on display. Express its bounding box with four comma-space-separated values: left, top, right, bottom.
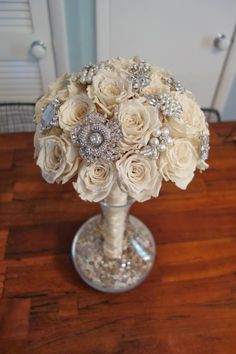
71, 200, 156, 293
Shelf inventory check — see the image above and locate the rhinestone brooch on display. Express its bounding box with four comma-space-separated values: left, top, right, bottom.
199, 134, 210, 161
145, 93, 183, 120
128, 60, 152, 90
161, 75, 185, 94
140, 126, 173, 160
40, 98, 60, 133
71, 112, 122, 163
78, 60, 113, 85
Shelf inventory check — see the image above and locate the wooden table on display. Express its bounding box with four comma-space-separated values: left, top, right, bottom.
0, 122, 236, 354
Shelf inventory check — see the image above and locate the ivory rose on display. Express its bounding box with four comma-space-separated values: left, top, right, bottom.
116, 153, 162, 202
165, 92, 208, 139
73, 161, 116, 202
116, 98, 161, 152
87, 70, 133, 115
36, 135, 80, 184
142, 67, 169, 95
58, 94, 94, 131
159, 138, 198, 189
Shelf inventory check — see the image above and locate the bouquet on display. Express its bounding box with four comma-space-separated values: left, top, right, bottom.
34, 57, 209, 206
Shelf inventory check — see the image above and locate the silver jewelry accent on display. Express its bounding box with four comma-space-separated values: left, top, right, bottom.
199, 134, 210, 161
145, 93, 183, 120
40, 98, 60, 133
162, 75, 185, 93
128, 59, 152, 90
78, 60, 113, 85
140, 126, 173, 160
71, 112, 122, 163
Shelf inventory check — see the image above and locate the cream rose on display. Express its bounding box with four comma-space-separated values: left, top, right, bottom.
87, 70, 133, 115
165, 92, 208, 139
36, 135, 80, 184
46, 73, 84, 103
116, 153, 162, 202
58, 94, 94, 131
159, 138, 198, 189
73, 161, 116, 202
142, 67, 170, 96
116, 98, 161, 152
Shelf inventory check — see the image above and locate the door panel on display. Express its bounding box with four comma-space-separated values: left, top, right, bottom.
0, 0, 56, 102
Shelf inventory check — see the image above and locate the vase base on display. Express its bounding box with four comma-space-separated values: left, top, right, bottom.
71, 214, 156, 293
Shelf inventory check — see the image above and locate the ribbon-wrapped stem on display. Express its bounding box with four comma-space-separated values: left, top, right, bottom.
101, 183, 129, 259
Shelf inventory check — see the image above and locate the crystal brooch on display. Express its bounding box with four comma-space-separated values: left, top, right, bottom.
199, 134, 210, 161
40, 98, 60, 133
145, 93, 183, 120
78, 60, 113, 85
161, 75, 185, 94
71, 112, 122, 163
128, 59, 152, 90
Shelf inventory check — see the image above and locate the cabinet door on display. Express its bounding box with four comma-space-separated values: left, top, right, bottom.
0, 0, 56, 102
96, 0, 236, 110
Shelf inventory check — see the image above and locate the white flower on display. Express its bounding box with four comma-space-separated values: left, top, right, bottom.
165, 92, 208, 139
36, 135, 80, 184
58, 94, 94, 131
87, 70, 133, 115
142, 66, 169, 95
116, 98, 161, 152
111, 57, 130, 71
73, 161, 116, 202
116, 153, 162, 202
159, 138, 198, 189
46, 73, 84, 103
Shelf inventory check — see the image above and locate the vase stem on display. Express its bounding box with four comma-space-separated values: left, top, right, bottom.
101, 183, 129, 259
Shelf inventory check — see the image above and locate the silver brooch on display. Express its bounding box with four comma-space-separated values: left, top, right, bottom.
145, 93, 183, 120
128, 59, 152, 90
40, 98, 60, 133
78, 60, 113, 85
71, 112, 122, 163
140, 126, 173, 160
199, 134, 210, 161
162, 76, 185, 94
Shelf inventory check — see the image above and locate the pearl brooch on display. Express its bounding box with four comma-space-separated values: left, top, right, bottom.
145, 94, 183, 120
140, 126, 173, 160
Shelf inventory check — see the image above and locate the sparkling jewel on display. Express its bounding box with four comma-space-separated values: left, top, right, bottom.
161, 75, 185, 93
145, 94, 182, 120
89, 132, 103, 147
199, 134, 210, 161
128, 59, 152, 90
140, 145, 153, 156
78, 60, 113, 85
40, 98, 60, 133
159, 94, 183, 119
71, 112, 122, 163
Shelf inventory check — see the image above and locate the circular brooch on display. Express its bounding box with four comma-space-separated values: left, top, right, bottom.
71, 112, 122, 163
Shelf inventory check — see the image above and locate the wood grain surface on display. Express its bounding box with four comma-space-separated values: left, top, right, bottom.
0, 122, 236, 354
